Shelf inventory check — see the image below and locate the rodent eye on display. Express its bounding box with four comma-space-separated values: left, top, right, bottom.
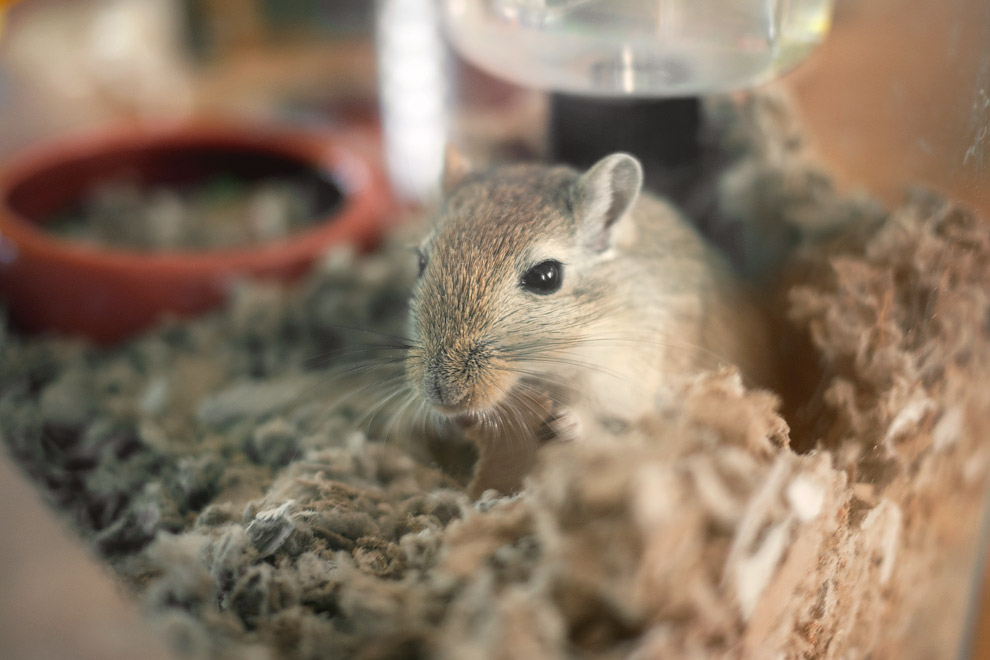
520, 259, 563, 295
416, 249, 428, 278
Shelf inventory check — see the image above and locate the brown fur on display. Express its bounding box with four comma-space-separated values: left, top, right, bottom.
405, 154, 773, 496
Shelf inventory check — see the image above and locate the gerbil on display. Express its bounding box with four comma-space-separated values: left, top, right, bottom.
405, 152, 771, 497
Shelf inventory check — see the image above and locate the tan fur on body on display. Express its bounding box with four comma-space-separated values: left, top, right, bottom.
406, 153, 771, 497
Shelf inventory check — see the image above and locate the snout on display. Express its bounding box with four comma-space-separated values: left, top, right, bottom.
408, 339, 511, 415
425, 359, 468, 410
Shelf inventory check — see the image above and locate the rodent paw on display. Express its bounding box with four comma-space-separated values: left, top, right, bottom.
539, 408, 582, 444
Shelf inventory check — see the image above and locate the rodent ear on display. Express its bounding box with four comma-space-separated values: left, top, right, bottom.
441, 144, 474, 195
574, 153, 643, 252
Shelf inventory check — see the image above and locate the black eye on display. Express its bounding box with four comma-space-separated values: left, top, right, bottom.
416, 249, 428, 278
520, 259, 563, 295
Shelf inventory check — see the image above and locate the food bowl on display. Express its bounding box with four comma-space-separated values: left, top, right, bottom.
0, 120, 394, 343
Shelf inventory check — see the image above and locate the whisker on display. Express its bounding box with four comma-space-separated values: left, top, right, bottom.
299, 370, 409, 442
494, 354, 632, 386
412, 399, 431, 438
303, 342, 412, 369
381, 388, 419, 447
502, 332, 732, 368
352, 377, 412, 433
310, 323, 417, 349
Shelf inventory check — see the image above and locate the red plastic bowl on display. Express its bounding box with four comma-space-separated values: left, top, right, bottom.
0, 120, 395, 344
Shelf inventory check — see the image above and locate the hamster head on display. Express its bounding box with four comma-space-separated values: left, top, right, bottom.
405, 152, 644, 422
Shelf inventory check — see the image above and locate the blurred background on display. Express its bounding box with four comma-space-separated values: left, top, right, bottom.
0, 0, 529, 204
0, 0, 988, 657
0, 0, 986, 212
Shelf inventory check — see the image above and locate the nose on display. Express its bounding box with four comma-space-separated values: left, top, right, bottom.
423, 341, 487, 410
425, 366, 464, 409
427, 370, 448, 405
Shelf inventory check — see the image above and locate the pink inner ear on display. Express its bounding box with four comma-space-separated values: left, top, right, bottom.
576, 181, 618, 253
576, 154, 643, 252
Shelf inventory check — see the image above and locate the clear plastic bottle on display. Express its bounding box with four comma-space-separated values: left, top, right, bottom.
440, 0, 833, 96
